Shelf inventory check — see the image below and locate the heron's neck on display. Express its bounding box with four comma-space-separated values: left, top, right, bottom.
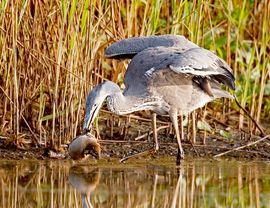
107, 92, 157, 115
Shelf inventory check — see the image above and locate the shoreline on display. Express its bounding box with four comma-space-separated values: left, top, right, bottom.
1, 134, 269, 161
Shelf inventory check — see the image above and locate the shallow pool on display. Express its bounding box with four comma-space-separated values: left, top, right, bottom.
0, 158, 269, 207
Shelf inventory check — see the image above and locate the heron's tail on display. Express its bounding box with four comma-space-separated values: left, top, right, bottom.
212, 88, 234, 100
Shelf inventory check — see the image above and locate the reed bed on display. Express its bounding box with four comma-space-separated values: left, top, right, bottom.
0, 0, 269, 148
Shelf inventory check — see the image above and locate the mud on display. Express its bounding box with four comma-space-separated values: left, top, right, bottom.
0, 131, 269, 162
0, 111, 269, 162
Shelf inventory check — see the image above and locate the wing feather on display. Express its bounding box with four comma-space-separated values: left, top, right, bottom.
105, 35, 198, 59
123, 46, 235, 96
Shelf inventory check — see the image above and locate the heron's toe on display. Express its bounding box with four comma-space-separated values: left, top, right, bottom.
176, 149, 184, 166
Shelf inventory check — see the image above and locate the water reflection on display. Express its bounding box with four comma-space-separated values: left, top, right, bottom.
0, 159, 270, 207
69, 166, 100, 208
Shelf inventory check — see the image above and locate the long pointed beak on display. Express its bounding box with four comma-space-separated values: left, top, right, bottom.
83, 103, 103, 132
83, 112, 92, 131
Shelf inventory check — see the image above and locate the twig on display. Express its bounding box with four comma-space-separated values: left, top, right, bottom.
214, 135, 270, 158
119, 149, 155, 163
134, 125, 169, 141
234, 95, 265, 136
100, 140, 149, 144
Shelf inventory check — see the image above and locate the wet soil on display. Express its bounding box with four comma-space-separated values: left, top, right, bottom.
0, 112, 269, 162
0, 131, 269, 162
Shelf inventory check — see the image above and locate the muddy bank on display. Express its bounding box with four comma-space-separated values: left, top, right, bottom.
0, 132, 269, 162
1, 111, 269, 161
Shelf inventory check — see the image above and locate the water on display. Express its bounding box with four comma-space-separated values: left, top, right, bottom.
0, 158, 270, 208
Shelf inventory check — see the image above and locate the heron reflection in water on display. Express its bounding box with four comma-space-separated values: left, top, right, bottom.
77, 35, 235, 165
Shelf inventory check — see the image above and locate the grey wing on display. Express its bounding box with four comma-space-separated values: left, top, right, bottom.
123, 47, 235, 96
169, 47, 235, 90
105, 34, 198, 59
123, 46, 176, 95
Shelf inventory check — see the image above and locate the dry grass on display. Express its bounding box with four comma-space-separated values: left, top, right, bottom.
0, 0, 269, 148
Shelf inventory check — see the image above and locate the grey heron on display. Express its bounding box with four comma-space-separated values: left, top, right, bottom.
83, 35, 235, 165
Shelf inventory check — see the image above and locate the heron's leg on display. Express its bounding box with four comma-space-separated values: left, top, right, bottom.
152, 113, 159, 151
169, 108, 184, 165
120, 113, 158, 162
180, 114, 184, 141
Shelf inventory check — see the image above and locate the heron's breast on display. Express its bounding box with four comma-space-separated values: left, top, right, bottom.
152, 84, 215, 115
151, 100, 170, 115
154, 85, 193, 108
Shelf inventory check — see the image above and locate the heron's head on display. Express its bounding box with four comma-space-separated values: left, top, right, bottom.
83, 81, 120, 131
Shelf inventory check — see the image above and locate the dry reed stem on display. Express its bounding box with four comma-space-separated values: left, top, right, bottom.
0, 0, 269, 148
214, 134, 270, 157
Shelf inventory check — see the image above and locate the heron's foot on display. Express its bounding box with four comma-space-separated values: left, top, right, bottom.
176, 148, 184, 166
154, 143, 159, 152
